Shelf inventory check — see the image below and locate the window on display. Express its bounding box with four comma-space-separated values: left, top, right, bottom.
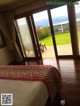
15, 17, 35, 57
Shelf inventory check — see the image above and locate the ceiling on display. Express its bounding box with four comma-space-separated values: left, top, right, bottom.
0, 0, 37, 12
0, 0, 79, 12
0, 0, 20, 6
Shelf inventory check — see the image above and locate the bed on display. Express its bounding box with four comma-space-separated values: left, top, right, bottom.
0, 65, 62, 106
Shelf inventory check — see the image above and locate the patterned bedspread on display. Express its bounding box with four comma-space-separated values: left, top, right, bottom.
0, 65, 62, 106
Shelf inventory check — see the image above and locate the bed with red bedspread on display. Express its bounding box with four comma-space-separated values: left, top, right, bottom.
0, 65, 62, 106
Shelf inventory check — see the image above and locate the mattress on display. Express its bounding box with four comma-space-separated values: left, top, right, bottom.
0, 79, 49, 106
0, 65, 62, 106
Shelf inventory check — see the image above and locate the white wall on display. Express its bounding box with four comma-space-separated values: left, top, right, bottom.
0, 47, 14, 64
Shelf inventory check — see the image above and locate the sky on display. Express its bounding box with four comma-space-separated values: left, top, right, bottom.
33, 5, 68, 22
33, 4, 80, 22
17, 2, 80, 25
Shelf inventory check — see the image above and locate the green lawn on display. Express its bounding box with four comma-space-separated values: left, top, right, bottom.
40, 32, 80, 46
40, 32, 71, 46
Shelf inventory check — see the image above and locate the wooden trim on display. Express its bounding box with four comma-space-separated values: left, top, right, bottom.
67, 5, 79, 56
26, 16, 39, 58
24, 57, 41, 60
57, 55, 80, 59
47, 9, 58, 58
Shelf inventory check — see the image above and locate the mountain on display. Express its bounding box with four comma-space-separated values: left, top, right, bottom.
35, 12, 80, 27
35, 19, 49, 27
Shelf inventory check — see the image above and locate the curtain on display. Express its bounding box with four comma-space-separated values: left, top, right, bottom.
0, 13, 23, 62
0, 14, 11, 48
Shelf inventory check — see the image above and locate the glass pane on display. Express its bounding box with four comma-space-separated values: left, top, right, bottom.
17, 17, 35, 57
75, 2, 80, 55
33, 10, 55, 58
51, 5, 73, 56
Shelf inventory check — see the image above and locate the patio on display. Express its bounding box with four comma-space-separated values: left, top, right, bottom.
41, 44, 74, 58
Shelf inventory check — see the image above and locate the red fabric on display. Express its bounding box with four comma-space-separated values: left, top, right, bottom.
0, 65, 62, 106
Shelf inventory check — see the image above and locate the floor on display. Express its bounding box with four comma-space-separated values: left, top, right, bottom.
23, 58, 80, 106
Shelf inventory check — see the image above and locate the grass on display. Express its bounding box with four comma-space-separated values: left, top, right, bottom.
40, 32, 80, 46
40, 35, 53, 46
40, 32, 71, 46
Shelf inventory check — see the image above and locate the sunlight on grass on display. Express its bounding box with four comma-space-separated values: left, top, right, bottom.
40, 32, 71, 46
40, 35, 53, 46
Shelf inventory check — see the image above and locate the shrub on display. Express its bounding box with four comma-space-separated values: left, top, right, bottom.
37, 27, 50, 40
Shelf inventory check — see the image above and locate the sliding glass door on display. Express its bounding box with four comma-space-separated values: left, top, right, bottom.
16, 17, 35, 57
14, 4, 80, 59
50, 5, 73, 56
